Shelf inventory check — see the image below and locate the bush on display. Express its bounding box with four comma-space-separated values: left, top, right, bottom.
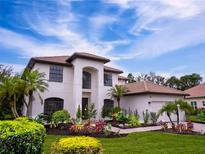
51, 136, 102, 154
115, 112, 129, 124
0, 117, 46, 154
150, 112, 159, 125
128, 114, 140, 127
143, 110, 150, 125
52, 110, 71, 125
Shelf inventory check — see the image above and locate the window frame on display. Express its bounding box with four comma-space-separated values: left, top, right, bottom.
191, 101, 197, 109
202, 101, 205, 107
44, 97, 64, 116
104, 73, 113, 87
103, 99, 114, 108
82, 71, 91, 89
49, 65, 63, 82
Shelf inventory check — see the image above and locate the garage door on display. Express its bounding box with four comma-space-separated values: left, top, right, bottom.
150, 101, 177, 122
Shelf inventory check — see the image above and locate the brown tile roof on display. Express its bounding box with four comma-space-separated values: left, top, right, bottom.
123, 81, 189, 96
67, 52, 110, 63
185, 83, 205, 99
27, 53, 123, 74
118, 75, 128, 80
104, 66, 123, 74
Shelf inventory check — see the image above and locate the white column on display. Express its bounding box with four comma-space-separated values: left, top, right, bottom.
96, 67, 104, 119
72, 65, 82, 118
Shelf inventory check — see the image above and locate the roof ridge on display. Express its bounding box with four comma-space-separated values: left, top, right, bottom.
33, 55, 70, 59
143, 81, 149, 91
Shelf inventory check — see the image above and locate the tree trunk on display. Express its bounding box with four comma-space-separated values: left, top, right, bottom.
117, 98, 120, 108
167, 113, 174, 126
26, 93, 33, 117
176, 110, 179, 125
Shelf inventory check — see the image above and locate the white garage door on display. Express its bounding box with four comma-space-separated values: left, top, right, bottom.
150, 101, 177, 122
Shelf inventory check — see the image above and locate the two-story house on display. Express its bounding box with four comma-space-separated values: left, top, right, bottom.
24, 52, 124, 118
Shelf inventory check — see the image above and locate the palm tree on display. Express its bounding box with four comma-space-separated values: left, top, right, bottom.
22, 69, 48, 117
0, 76, 24, 118
158, 103, 175, 126
108, 85, 127, 108
174, 100, 192, 124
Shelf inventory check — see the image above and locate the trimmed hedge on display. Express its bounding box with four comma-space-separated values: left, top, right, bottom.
52, 110, 71, 124
0, 117, 46, 154
51, 136, 102, 154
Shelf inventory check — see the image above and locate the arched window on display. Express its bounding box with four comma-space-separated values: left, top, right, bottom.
44, 97, 64, 115
83, 71, 91, 89
104, 99, 114, 108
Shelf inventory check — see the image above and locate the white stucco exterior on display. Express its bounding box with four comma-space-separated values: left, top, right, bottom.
121, 94, 185, 122
23, 53, 187, 122
185, 97, 205, 108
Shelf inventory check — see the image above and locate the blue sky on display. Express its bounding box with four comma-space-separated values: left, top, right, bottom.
0, 0, 205, 79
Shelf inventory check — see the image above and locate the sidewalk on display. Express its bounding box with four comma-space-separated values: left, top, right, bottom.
111, 122, 205, 134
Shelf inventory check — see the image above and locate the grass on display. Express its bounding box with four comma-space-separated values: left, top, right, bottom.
43, 132, 205, 154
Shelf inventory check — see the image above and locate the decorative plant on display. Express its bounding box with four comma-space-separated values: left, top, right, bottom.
115, 112, 129, 124
107, 85, 127, 108
128, 114, 140, 127
83, 103, 97, 124
143, 110, 150, 125
101, 105, 113, 118
150, 112, 159, 125
51, 110, 71, 126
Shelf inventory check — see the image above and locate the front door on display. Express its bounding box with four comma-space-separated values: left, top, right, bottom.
82, 98, 89, 119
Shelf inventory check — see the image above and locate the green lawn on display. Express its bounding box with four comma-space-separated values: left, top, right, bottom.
43, 132, 205, 154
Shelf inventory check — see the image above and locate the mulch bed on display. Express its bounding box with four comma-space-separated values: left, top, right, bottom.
154, 129, 203, 135
45, 124, 128, 138
109, 121, 158, 129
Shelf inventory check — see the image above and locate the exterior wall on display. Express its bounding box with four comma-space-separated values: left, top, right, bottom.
26, 63, 74, 118
121, 94, 185, 122
24, 59, 119, 118
185, 97, 205, 108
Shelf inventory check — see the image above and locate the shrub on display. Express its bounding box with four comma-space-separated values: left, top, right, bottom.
128, 114, 140, 127
150, 112, 159, 125
51, 136, 102, 154
35, 113, 51, 123
143, 110, 150, 125
76, 105, 82, 119
0, 118, 46, 154
115, 112, 129, 124
83, 104, 97, 121
52, 110, 71, 125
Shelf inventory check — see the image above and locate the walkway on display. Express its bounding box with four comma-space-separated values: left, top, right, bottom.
111, 122, 205, 134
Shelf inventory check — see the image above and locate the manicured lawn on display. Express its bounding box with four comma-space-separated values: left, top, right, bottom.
43, 132, 205, 154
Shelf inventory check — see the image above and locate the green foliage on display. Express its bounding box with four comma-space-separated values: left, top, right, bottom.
51, 136, 102, 154
127, 73, 136, 83
0, 117, 46, 154
76, 105, 82, 119
83, 104, 97, 121
143, 110, 150, 124
115, 112, 129, 124
52, 110, 71, 125
108, 85, 127, 108
0, 64, 13, 82
35, 113, 51, 124
22, 69, 48, 116
128, 114, 140, 126
150, 112, 159, 125
166, 73, 202, 90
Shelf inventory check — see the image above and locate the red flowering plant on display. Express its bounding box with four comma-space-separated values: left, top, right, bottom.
95, 120, 106, 133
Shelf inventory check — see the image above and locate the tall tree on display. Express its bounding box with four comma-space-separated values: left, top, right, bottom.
0, 64, 13, 81
0, 76, 24, 118
166, 73, 202, 90
22, 69, 48, 117
108, 85, 127, 108
127, 73, 136, 83
136, 72, 166, 85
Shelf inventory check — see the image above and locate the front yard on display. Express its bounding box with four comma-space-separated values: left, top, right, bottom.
43, 132, 205, 154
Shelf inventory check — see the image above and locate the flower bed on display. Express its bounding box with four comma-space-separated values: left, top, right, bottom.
45, 122, 127, 138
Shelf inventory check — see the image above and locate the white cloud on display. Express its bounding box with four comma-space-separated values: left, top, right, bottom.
1, 63, 25, 74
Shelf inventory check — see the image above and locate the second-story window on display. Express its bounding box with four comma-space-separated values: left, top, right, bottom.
104, 73, 112, 86
83, 71, 91, 89
49, 65, 63, 82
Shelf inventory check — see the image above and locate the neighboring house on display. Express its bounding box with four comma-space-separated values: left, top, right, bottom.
121, 81, 189, 122
185, 83, 205, 109
23, 52, 188, 122
24, 52, 123, 118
